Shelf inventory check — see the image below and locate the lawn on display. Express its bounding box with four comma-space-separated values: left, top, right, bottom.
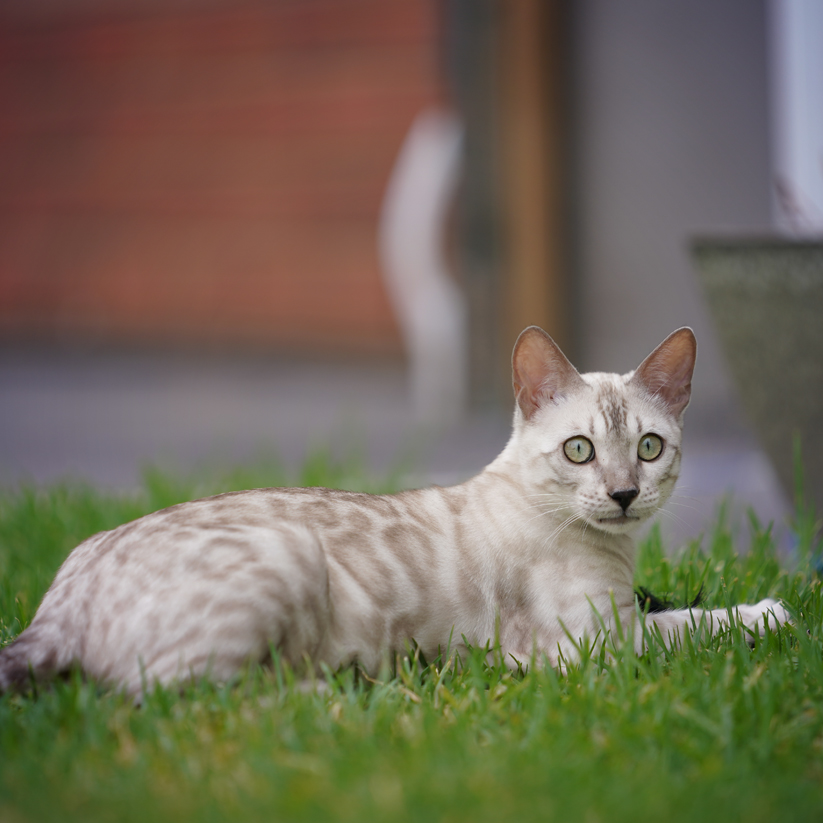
1, 458, 822, 823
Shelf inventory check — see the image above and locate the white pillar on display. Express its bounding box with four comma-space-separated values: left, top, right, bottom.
378, 110, 467, 427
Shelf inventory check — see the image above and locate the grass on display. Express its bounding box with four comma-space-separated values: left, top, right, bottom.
1, 458, 822, 823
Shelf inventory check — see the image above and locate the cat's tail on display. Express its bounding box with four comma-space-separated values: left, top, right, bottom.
0, 624, 66, 692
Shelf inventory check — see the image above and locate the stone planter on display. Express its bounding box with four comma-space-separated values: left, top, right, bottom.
691, 238, 823, 513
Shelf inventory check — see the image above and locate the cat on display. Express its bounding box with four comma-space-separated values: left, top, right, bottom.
0, 326, 788, 696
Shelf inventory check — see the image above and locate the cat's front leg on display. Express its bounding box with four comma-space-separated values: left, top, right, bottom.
627, 598, 790, 652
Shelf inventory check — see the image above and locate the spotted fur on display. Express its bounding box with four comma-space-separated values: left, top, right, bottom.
0, 327, 789, 695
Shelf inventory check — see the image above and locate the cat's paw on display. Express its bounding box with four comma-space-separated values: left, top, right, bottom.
735, 598, 790, 637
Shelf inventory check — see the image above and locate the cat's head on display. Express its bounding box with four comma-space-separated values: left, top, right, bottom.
509, 326, 696, 535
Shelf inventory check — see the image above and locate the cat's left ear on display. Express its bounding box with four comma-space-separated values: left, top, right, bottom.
630, 327, 697, 419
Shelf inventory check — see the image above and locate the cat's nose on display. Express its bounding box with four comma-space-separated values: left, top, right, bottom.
610, 488, 639, 512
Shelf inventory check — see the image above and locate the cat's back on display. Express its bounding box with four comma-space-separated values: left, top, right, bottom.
47, 484, 401, 582
36, 482, 455, 622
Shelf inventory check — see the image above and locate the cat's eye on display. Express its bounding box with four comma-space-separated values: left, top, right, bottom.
564, 436, 594, 464
638, 434, 663, 461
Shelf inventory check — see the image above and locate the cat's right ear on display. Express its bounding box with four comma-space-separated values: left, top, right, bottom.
512, 327, 584, 420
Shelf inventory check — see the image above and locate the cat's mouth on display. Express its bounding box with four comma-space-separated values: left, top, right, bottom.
594, 512, 642, 528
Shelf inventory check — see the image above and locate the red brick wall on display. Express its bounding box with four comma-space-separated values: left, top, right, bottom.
0, 0, 444, 355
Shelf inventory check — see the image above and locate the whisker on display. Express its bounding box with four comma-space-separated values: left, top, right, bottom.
656, 508, 695, 533
665, 500, 703, 515
525, 505, 573, 525
541, 513, 582, 549
667, 492, 702, 504
526, 500, 566, 511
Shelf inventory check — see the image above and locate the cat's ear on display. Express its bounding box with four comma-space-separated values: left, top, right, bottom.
512, 326, 584, 420
630, 327, 697, 419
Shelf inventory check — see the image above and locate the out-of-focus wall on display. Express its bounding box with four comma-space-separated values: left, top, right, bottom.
0, 0, 444, 357
571, 0, 773, 421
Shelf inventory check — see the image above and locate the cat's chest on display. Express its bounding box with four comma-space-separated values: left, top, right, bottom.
492, 543, 635, 631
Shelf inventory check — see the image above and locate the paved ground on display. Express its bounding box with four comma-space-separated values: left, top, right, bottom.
0, 346, 792, 549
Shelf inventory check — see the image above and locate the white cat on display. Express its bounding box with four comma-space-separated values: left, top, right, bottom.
0, 326, 788, 695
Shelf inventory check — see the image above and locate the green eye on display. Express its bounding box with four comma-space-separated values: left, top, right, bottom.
564, 436, 594, 464
638, 434, 663, 461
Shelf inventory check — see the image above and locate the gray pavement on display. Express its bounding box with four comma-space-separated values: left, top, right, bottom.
0, 345, 792, 549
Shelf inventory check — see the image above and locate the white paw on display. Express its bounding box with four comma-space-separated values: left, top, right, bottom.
736, 598, 790, 633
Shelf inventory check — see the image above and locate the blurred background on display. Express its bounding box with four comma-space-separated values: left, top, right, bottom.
1, 0, 820, 542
